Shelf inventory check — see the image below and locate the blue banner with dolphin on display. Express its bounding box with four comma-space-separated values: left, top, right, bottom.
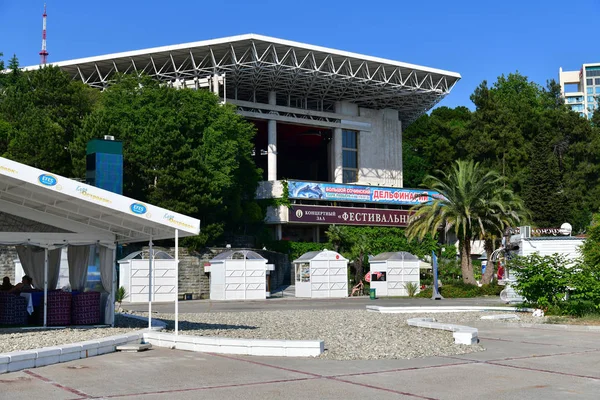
287, 180, 440, 206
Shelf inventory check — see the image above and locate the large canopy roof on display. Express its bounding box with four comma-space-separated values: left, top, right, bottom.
25, 34, 461, 124
0, 157, 200, 245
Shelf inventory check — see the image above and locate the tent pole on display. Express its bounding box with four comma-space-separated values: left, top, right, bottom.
111, 243, 117, 327
148, 236, 153, 330
175, 229, 179, 335
43, 247, 48, 327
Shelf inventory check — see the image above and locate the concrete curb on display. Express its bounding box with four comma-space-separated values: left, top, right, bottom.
407, 317, 479, 345
122, 313, 324, 357
1, 313, 324, 374
119, 313, 167, 330
143, 331, 324, 357
366, 306, 536, 314
508, 322, 600, 332
0, 313, 166, 375
0, 331, 146, 374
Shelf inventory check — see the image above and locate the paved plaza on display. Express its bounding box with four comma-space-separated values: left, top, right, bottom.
2, 298, 600, 399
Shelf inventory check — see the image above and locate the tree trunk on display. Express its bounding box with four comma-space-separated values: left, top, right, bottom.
355, 253, 364, 285
481, 238, 496, 285
460, 240, 476, 285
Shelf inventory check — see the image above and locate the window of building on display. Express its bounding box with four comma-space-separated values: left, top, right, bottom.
596, 79, 600, 85
589, 96, 595, 102
572, 104, 584, 112
586, 68, 600, 77
342, 130, 358, 183
596, 87, 600, 94
588, 87, 594, 94
587, 78, 594, 86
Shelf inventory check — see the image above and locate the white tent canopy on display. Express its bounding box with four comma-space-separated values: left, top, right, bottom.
0, 156, 200, 330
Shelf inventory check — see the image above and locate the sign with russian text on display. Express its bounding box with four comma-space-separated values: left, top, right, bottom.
289, 205, 413, 227
287, 180, 440, 206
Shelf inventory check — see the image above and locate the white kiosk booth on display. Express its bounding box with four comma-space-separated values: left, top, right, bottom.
204, 250, 274, 300
119, 250, 176, 303
293, 250, 348, 298
369, 252, 420, 296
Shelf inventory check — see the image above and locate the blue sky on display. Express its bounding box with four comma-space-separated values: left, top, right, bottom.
1, 0, 598, 110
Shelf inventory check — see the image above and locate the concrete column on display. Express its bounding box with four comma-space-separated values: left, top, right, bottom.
331, 101, 359, 183
275, 224, 282, 240
211, 74, 219, 95
333, 128, 343, 183
268, 91, 277, 181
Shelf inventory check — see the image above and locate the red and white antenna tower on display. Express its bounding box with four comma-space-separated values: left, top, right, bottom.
39, 4, 49, 65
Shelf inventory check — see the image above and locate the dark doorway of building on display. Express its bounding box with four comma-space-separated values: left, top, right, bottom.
252, 121, 332, 181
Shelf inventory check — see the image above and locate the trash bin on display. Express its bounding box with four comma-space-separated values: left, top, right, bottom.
369, 288, 376, 300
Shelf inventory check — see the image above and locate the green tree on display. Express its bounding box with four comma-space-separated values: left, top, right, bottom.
522, 128, 570, 227
72, 74, 261, 247
325, 225, 348, 253
402, 106, 472, 185
404, 73, 599, 233
407, 160, 524, 284
580, 214, 600, 269
480, 189, 528, 284
0, 64, 98, 176
349, 234, 370, 282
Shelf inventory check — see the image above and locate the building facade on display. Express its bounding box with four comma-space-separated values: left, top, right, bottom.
559, 63, 600, 118
28, 34, 460, 241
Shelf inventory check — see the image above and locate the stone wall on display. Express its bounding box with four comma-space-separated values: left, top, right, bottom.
123, 246, 290, 300
0, 246, 17, 283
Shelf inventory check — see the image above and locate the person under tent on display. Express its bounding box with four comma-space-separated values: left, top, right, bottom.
8, 275, 34, 294
0, 276, 14, 291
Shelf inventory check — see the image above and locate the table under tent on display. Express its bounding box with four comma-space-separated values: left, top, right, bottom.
204, 250, 274, 300
368, 252, 420, 297
0, 156, 200, 332
293, 250, 348, 298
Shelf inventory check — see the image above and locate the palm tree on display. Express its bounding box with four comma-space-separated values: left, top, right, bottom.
326, 224, 347, 253
479, 191, 528, 284
350, 235, 370, 284
407, 160, 526, 285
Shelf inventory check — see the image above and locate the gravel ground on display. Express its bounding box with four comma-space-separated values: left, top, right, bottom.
132, 310, 546, 360
0, 311, 546, 359
0, 314, 144, 354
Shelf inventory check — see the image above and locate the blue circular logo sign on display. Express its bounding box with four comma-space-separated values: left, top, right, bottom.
38, 174, 57, 187
130, 203, 147, 215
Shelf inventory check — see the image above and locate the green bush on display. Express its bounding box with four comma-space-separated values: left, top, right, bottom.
510, 253, 600, 316
404, 282, 419, 297
510, 254, 571, 307
479, 282, 504, 296
437, 258, 463, 282
440, 284, 481, 298
569, 264, 600, 312
560, 300, 598, 317
415, 282, 502, 298
265, 240, 324, 261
